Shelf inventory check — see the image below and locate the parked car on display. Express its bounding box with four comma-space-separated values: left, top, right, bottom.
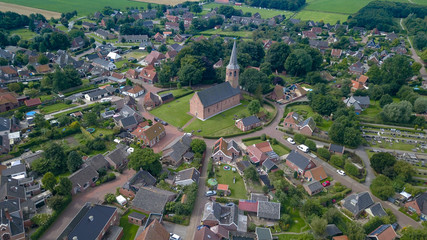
205, 190, 217, 197
322, 181, 330, 187
161, 121, 168, 126
297, 144, 309, 153
337, 170, 346, 176
287, 137, 296, 145
170, 233, 182, 240
154, 117, 160, 122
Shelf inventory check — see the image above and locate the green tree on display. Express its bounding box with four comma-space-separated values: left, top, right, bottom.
401, 226, 427, 240
239, 68, 269, 93
304, 139, 316, 151
368, 85, 384, 101
260, 62, 272, 76
42, 172, 57, 192
67, 151, 82, 173
381, 100, 413, 123
370, 175, 394, 200
190, 139, 206, 154
54, 177, 72, 196
414, 97, 427, 114
84, 112, 98, 126
394, 160, 415, 182
265, 42, 291, 72
104, 193, 116, 204
294, 134, 306, 144
379, 94, 393, 108
347, 222, 366, 240
311, 216, 327, 237
38, 54, 49, 64
345, 162, 359, 177
128, 148, 162, 176
370, 152, 396, 174
8, 83, 21, 92
244, 165, 259, 182
285, 49, 312, 76
47, 195, 67, 211
317, 148, 331, 160
178, 64, 202, 86
248, 100, 261, 115
330, 155, 345, 168
42, 142, 66, 175
301, 200, 323, 217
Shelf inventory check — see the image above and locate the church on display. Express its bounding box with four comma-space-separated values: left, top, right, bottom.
190, 41, 241, 120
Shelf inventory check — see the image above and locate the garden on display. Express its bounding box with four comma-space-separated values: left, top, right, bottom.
150, 94, 193, 128
213, 164, 247, 199
40, 102, 77, 114
120, 209, 148, 240
283, 102, 332, 132
242, 136, 290, 156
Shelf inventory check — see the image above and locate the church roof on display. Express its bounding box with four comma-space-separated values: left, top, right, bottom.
196, 82, 240, 107
227, 40, 239, 70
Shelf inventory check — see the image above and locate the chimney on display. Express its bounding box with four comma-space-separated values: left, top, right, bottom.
4, 208, 10, 221
89, 215, 94, 222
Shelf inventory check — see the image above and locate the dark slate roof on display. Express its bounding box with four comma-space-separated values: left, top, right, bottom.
236, 160, 251, 172
329, 144, 344, 153
122, 170, 156, 193
227, 140, 240, 152
68, 166, 99, 189
251, 193, 268, 202
286, 150, 311, 170
262, 159, 276, 171
259, 175, 272, 189
86, 154, 109, 171
368, 202, 387, 217
257, 201, 280, 220
86, 88, 108, 98
343, 192, 374, 215
0, 117, 10, 131
132, 186, 175, 214
0, 177, 25, 200
160, 92, 174, 102
300, 117, 315, 130
227, 40, 239, 70
175, 167, 200, 183
414, 192, 427, 215
240, 116, 261, 127
326, 224, 342, 237
2, 164, 26, 177
196, 82, 240, 107
353, 96, 370, 106
106, 148, 128, 166
129, 211, 146, 220
305, 181, 323, 193
120, 115, 137, 128
162, 134, 192, 163
255, 227, 272, 240
67, 204, 117, 240
368, 224, 393, 237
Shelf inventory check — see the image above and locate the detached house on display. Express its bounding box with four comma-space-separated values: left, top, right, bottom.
235, 116, 262, 132
304, 166, 327, 182
174, 167, 200, 186
283, 112, 316, 136
404, 192, 427, 220
144, 92, 161, 109
69, 166, 99, 195
304, 181, 323, 196
120, 170, 156, 198
342, 192, 374, 218
139, 65, 158, 83
343, 96, 370, 114
247, 141, 279, 165
212, 137, 241, 163
123, 85, 144, 98
162, 134, 192, 166
141, 122, 166, 147
142, 51, 165, 66
202, 201, 240, 231
105, 146, 129, 169
286, 150, 316, 175
367, 224, 397, 240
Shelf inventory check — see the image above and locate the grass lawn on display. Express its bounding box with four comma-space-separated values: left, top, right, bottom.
370, 141, 419, 152
150, 94, 193, 128
0, 0, 153, 16
294, 10, 348, 24
39, 95, 54, 102
203, 3, 291, 19
115, 60, 128, 69
10, 28, 36, 40
91, 128, 115, 137
55, 24, 68, 32
412, 0, 427, 5
88, 33, 118, 44
215, 164, 247, 199
120, 209, 148, 240
40, 103, 77, 114
304, 0, 372, 14
123, 51, 148, 60
199, 28, 253, 38
157, 88, 193, 98
276, 234, 301, 240
287, 208, 309, 233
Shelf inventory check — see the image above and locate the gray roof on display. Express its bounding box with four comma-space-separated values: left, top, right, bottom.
256, 227, 272, 240
343, 192, 374, 215
353, 96, 370, 105
129, 211, 146, 220
414, 192, 427, 215
262, 159, 276, 171
175, 167, 200, 184
236, 160, 251, 172
105, 148, 128, 166
300, 117, 315, 130
86, 88, 108, 98
227, 40, 239, 70
251, 193, 268, 202
2, 164, 26, 177
257, 201, 280, 220
202, 202, 239, 226
240, 116, 261, 127
162, 134, 192, 163
122, 170, 156, 193
227, 140, 240, 152
0, 117, 10, 131
196, 82, 240, 107
326, 224, 342, 237
132, 186, 175, 214
0, 177, 26, 200
0, 200, 24, 237
286, 150, 311, 170
68, 204, 117, 240
69, 166, 99, 189
120, 116, 137, 128
305, 181, 323, 193
329, 144, 344, 153
368, 202, 387, 217
86, 154, 109, 171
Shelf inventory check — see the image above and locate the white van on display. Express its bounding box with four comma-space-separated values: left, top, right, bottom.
297, 144, 309, 153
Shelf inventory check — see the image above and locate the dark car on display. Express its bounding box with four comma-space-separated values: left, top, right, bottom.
154, 117, 160, 122
161, 121, 168, 126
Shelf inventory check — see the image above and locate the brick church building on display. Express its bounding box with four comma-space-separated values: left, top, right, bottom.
190, 41, 241, 120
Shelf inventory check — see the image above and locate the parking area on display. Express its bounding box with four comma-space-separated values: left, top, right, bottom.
163, 221, 189, 240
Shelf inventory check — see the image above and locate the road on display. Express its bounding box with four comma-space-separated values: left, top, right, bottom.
400, 18, 427, 80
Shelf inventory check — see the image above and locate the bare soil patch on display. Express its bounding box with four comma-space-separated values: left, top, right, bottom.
0, 2, 61, 18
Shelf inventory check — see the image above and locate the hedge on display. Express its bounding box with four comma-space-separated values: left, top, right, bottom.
63, 85, 98, 97
31, 195, 72, 240
262, 100, 278, 127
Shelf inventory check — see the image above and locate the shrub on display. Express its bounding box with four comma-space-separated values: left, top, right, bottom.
305, 139, 317, 151
344, 162, 359, 177
104, 193, 116, 204
317, 148, 331, 160
330, 155, 345, 168
294, 133, 306, 144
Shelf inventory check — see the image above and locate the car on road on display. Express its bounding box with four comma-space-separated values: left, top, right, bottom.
154, 117, 160, 122
337, 170, 346, 176
322, 181, 330, 187
287, 137, 296, 145
297, 144, 309, 153
161, 121, 168, 126
205, 190, 217, 197
170, 233, 182, 240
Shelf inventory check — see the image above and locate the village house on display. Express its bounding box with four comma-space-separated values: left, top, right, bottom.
95, 29, 117, 40
135, 219, 169, 240
343, 96, 370, 114
202, 201, 240, 231
105, 146, 129, 169
342, 192, 375, 218
161, 134, 193, 167
128, 211, 145, 226
92, 58, 116, 70
142, 51, 165, 66
68, 166, 99, 195
0, 199, 25, 240
140, 122, 166, 147
404, 192, 427, 220
119, 34, 148, 43
331, 49, 342, 58
139, 65, 158, 83
123, 85, 144, 98
247, 141, 279, 165
71, 36, 85, 51
269, 84, 307, 103
235, 116, 262, 132
286, 150, 316, 175
212, 137, 241, 163
120, 170, 156, 198
329, 144, 345, 155
0, 65, 18, 80
0, 91, 19, 112
132, 186, 176, 214
144, 92, 161, 109
84, 89, 108, 101
367, 224, 397, 240
282, 112, 316, 136
304, 166, 327, 182
304, 181, 323, 196
174, 167, 200, 186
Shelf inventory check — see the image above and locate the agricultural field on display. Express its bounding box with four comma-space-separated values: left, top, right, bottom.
203, 3, 290, 19
0, 0, 151, 16
294, 10, 348, 24
199, 29, 253, 38
0, 2, 61, 18
133, 0, 198, 6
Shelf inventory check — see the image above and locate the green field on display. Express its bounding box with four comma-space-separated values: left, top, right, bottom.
199, 29, 253, 38
40, 103, 77, 114
203, 3, 290, 19
0, 0, 152, 16
304, 0, 372, 14
215, 164, 247, 199
294, 10, 348, 24
150, 94, 193, 128
10, 28, 36, 40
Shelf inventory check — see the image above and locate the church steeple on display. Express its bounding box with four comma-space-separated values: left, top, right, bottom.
226, 40, 240, 88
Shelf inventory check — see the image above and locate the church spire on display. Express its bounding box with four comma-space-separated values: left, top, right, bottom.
227, 40, 239, 70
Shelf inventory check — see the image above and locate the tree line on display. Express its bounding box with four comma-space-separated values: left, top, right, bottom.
242, 0, 306, 11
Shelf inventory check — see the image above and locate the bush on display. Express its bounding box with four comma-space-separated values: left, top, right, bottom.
104, 193, 116, 204
330, 155, 345, 167
344, 162, 359, 177
305, 139, 317, 151
317, 148, 331, 160
294, 133, 306, 144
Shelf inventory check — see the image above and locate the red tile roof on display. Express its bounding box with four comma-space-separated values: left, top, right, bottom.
217, 184, 229, 191
24, 98, 42, 107
238, 200, 258, 212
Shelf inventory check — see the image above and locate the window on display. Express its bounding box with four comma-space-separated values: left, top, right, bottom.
234, 71, 236, 76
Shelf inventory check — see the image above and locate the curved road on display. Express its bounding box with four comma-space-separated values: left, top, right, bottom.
400, 18, 427, 80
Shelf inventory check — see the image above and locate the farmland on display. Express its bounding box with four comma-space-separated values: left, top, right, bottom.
294, 10, 348, 24
132, 0, 198, 6
203, 2, 290, 19
0, 2, 61, 18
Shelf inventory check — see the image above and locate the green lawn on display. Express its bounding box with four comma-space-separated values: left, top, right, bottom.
276, 234, 301, 240
150, 94, 193, 128
304, 0, 373, 14
91, 128, 115, 137
10, 28, 36, 40
185, 98, 271, 137
371, 141, 421, 152
360, 98, 399, 123
294, 10, 348, 24
215, 164, 247, 199
203, 3, 291, 19
39, 95, 54, 102
40, 103, 77, 114
157, 88, 193, 98
287, 208, 309, 233
120, 209, 148, 240
199, 29, 253, 38
55, 24, 68, 32
0, 0, 153, 16
123, 51, 148, 60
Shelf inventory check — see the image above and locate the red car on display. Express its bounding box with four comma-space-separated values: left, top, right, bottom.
322, 181, 330, 187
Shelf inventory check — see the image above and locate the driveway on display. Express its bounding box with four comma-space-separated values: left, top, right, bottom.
163, 221, 188, 239
41, 169, 136, 239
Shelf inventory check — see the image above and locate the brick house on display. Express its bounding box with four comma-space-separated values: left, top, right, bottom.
128, 212, 146, 226
141, 122, 166, 147
282, 112, 316, 136
0, 91, 19, 113
120, 170, 156, 198
211, 137, 241, 163
367, 224, 397, 240
68, 166, 99, 195
404, 192, 427, 220
304, 166, 327, 182
304, 181, 323, 196
235, 115, 262, 132
105, 147, 129, 169
285, 150, 316, 175
247, 141, 279, 165
144, 92, 161, 108
329, 144, 345, 155
139, 65, 158, 83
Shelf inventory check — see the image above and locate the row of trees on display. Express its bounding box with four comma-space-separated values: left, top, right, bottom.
244, 0, 306, 11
